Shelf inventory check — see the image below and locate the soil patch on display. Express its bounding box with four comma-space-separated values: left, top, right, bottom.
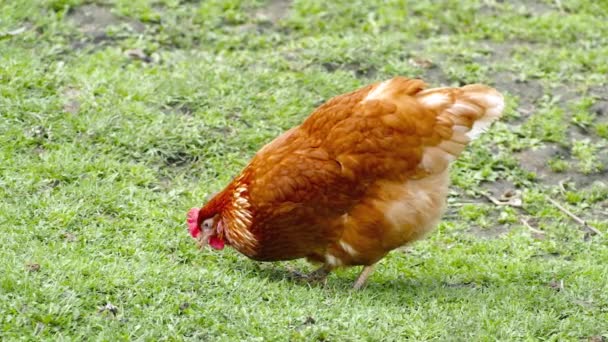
68, 4, 145, 46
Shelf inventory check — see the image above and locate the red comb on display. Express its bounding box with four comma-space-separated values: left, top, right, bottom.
187, 208, 201, 238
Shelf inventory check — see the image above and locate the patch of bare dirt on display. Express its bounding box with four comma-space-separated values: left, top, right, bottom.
481, 179, 518, 199
517, 143, 608, 188
517, 144, 565, 180
322, 61, 377, 79
479, 1, 556, 17
233, 0, 291, 35
423, 66, 450, 86
590, 85, 608, 101
68, 4, 145, 46
548, 84, 582, 105
590, 100, 608, 116
253, 0, 291, 24
514, 1, 556, 15
515, 88, 608, 188
494, 71, 544, 114
444, 195, 515, 240
62, 87, 81, 114
467, 224, 512, 239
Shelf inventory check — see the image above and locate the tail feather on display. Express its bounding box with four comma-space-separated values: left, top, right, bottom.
415, 84, 504, 173
418, 84, 504, 140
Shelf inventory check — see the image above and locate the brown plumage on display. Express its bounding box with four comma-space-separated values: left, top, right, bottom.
187, 77, 504, 289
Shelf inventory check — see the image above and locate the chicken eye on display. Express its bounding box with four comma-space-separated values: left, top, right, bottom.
202, 219, 213, 230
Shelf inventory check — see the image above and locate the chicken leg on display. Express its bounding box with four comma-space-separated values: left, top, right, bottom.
353, 264, 376, 290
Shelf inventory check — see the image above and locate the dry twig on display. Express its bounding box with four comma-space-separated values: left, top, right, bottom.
521, 218, 545, 235
558, 178, 571, 194
546, 197, 602, 236
483, 192, 522, 208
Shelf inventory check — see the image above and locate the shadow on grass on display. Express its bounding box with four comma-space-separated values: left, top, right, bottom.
240, 259, 492, 294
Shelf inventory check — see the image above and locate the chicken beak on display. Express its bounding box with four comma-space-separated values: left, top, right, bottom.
195, 230, 214, 249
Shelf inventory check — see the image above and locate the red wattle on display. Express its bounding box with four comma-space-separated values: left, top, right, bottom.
209, 236, 225, 250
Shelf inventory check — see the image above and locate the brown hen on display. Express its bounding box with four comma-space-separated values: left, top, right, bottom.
188, 77, 504, 289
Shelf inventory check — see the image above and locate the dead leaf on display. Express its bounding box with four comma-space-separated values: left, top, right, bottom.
62, 232, 77, 242
408, 57, 434, 69
548, 279, 564, 292
26, 263, 40, 272
125, 48, 151, 62
0, 27, 27, 40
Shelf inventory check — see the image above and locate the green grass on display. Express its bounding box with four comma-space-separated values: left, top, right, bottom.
1, 0, 608, 340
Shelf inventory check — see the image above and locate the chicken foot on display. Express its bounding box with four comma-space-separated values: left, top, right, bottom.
287, 265, 332, 286
307, 266, 331, 284
353, 264, 376, 290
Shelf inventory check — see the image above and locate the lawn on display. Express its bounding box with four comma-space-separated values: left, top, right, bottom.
1, 0, 607, 340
